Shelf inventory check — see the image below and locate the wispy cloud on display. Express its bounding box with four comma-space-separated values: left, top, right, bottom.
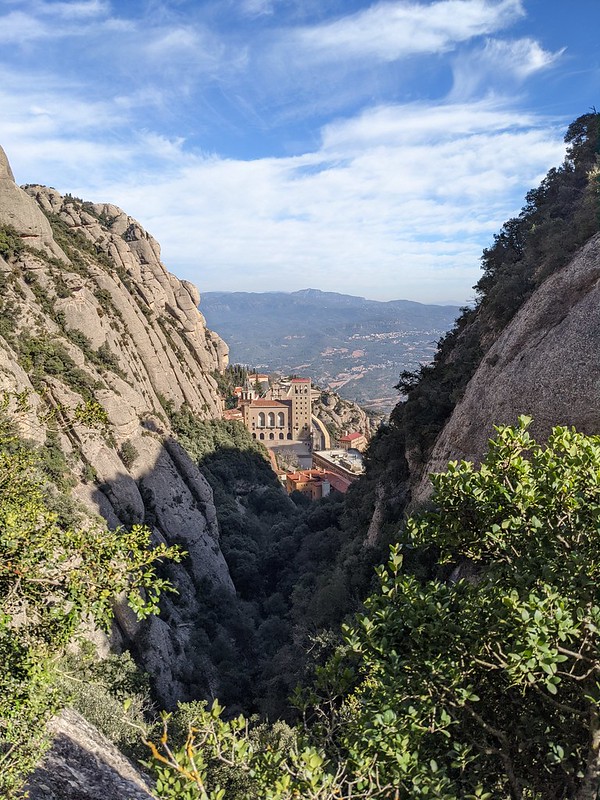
0, 1, 115, 42
450, 37, 564, 98
0, 0, 585, 304
68, 99, 562, 304
35, 0, 111, 18
240, 0, 276, 16
292, 0, 524, 62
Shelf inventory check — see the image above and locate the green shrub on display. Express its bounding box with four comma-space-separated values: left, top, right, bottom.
0, 412, 181, 796
119, 439, 139, 470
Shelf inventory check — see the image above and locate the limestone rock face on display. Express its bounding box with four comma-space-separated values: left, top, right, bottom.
313, 387, 382, 443
25, 708, 154, 800
0, 148, 67, 261
0, 147, 234, 703
414, 233, 600, 503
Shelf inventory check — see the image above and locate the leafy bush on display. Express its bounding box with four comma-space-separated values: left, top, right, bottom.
150, 419, 600, 800
0, 413, 180, 796
0, 225, 25, 259
55, 648, 154, 761
17, 333, 102, 401
119, 438, 139, 469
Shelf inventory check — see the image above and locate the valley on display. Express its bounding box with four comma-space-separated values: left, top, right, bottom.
1, 110, 600, 800
200, 289, 460, 413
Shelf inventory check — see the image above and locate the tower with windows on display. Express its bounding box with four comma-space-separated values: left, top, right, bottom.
290, 378, 311, 439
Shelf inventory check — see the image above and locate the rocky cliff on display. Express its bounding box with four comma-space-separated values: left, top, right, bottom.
313, 386, 382, 443
413, 232, 600, 502
0, 145, 233, 705
25, 709, 154, 800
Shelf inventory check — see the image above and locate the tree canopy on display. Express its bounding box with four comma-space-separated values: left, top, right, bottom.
150, 419, 600, 800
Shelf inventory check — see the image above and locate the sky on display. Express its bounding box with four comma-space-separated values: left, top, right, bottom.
0, 0, 598, 304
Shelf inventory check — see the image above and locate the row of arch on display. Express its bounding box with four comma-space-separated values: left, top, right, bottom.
257, 411, 286, 428
252, 432, 293, 441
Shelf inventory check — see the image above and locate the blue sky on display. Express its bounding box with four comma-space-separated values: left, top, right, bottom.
0, 0, 598, 303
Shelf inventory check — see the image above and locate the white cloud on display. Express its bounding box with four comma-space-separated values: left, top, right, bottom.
0, 11, 49, 43
65, 99, 562, 304
0, 1, 120, 43
293, 0, 524, 62
143, 27, 202, 57
35, 0, 111, 18
320, 101, 540, 150
240, 0, 276, 16
450, 37, 564, 98
0, 1, 574, 304
0, 78, 566, 303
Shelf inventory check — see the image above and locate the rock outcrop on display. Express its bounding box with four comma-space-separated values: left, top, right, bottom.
414, 233, 600, 503
313, 387, 382, 442
0, 147, 234, 704
25, 709, 154, 800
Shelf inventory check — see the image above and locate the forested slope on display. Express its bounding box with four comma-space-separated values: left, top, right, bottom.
377, 111, 600, 500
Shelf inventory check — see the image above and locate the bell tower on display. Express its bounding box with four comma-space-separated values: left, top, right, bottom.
290, 378, 312, 439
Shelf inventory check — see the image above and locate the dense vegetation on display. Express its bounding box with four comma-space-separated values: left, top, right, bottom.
166, 409, 396, 718
0, 406, 179, 797
395, 111, 600, 468
149, 419, 600, 800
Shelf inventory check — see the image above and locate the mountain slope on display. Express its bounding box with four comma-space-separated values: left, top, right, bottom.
413, 230, 600, 501
356, 111, 600, 540
201, 289, 460, 411
0, 145, 233, 706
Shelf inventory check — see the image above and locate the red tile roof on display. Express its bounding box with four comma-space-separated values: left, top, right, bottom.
291, 378, 311, 383
339, 432, 363, 441
326, 474, 352, 493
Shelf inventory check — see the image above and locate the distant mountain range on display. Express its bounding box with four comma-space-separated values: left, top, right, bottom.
200, 289, 460, 413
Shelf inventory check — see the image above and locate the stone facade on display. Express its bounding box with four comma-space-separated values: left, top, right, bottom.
241, 377, 312, 442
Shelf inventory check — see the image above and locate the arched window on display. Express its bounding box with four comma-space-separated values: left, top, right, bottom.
269, 432, 275, 440
279, 433, 284, 440
258, 412, 265, 428
277, 412, 285, 427
259, 432, 265, 440
252, 433, 256, 439
287, 433, 292, 440
268, 412, 275, 427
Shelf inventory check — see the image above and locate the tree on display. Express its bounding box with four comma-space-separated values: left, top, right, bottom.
336, 417, 600, 799
0, 413, 180, 797
150, 418, 600, 799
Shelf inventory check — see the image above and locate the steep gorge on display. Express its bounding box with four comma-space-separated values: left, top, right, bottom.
3, 110, 600, 799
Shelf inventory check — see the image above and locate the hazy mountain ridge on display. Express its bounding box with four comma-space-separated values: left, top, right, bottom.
201, 289, 460, 412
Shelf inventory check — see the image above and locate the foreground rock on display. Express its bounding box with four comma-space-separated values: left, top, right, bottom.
25, 709, 153, 800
